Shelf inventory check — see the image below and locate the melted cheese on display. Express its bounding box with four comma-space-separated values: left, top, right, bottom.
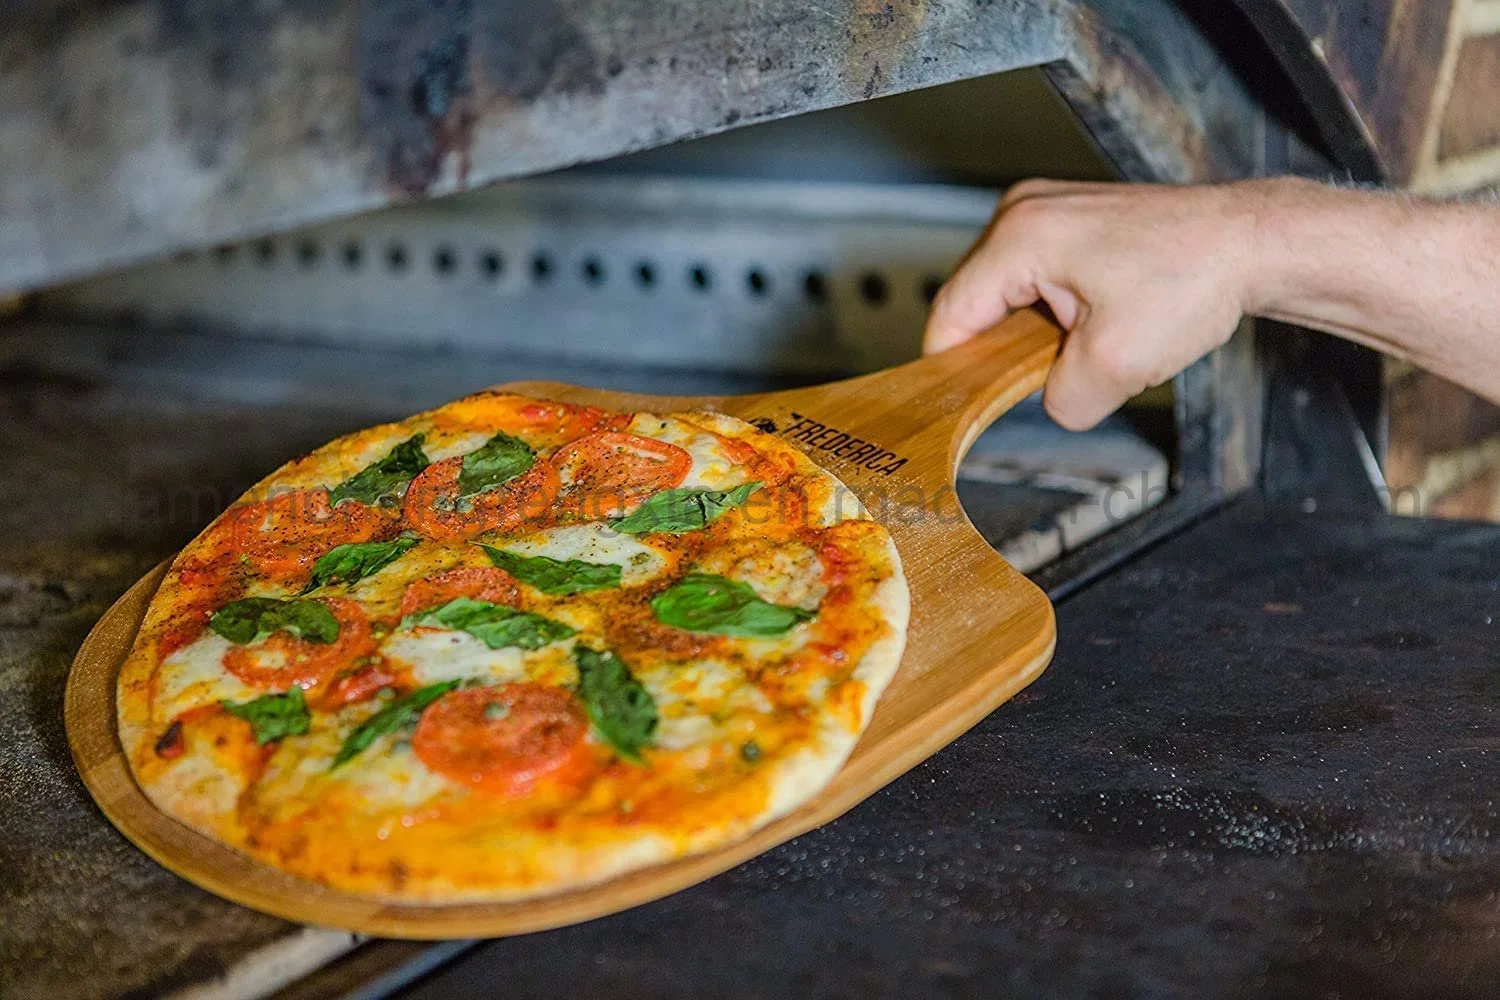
693, 539, 826, 610
641, 658, 755, 751
256, 428, 416, 496
155, 633, 262, 718
342, 542, 468, 619
496, 522, 667, 586
422, 430, 493, 463
382, 629, 529, 686
254, 725, 454, 820
628, 414, 750, 491
341, 741, 457, 811
382, 628, 579, 688
148, 737, 249, 823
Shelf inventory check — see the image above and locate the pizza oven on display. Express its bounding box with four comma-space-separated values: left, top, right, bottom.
5, 2, 1500, 997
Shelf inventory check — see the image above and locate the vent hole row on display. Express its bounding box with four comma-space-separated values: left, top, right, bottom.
201, 242, 946, 306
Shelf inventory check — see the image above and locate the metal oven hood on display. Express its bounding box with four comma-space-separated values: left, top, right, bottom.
0, 0, 1343, 295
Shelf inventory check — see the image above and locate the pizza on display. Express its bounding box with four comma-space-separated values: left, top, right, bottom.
116, 391, 909, 901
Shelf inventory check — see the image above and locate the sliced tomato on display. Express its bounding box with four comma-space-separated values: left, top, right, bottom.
431, 395, 627, 451
224, 488, 394, 584
222, 597, 376, 691
402, 457, 562, 541
157, 606, 214, 661
412, 684, 595, 796
397, 566, 524, 619
514, 400, 628, 444
321, 660, 398, 709
501, 461, 565, 533
717, 435, 760, 467
157, 562, 243, 660
553, 431, 691, 519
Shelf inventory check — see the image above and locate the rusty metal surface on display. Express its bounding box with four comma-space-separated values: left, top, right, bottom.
399, 497, 1500, 999
0, 0, 1280, 294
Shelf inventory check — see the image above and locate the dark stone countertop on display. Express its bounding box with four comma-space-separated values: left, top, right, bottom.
401, 500, 1500, 1000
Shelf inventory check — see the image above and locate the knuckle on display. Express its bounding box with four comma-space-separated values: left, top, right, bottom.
1002, 178, 1054, 204
1082, 330, 1155, 390
1042, 386, 1095, 432
995, 194, 1056, 237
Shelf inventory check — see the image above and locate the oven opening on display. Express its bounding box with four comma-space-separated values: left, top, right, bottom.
18, 66, 1180, 588
14, 70, 1194, 599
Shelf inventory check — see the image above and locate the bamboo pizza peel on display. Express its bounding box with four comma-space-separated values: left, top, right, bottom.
66, 307, 1064, 937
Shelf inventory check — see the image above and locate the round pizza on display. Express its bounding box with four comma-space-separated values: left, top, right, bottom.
116, 391, 909, 901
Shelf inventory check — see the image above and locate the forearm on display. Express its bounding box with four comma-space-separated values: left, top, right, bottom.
1246, 178, 1500, 401
924, 176, 1500, 430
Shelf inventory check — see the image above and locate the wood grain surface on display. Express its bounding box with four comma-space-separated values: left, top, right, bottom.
65, 309, 1062, 938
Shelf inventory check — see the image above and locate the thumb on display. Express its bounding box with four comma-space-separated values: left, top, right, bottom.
923, 263, 1039, 354
923, 202, 1077, 354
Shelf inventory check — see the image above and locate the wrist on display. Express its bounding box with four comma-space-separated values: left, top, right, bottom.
1232, 176, 1319, 318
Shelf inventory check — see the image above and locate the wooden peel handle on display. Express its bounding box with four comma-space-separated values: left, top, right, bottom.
848, 307, 1064, 471
921, 308, 1062, 465
770, 307, 1062, 488
915, 307, 1063, 411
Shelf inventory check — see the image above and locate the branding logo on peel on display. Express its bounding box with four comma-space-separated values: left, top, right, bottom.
758, 411, 908, 476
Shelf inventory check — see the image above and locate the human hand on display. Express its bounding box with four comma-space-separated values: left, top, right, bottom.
925, 179, 1270, 430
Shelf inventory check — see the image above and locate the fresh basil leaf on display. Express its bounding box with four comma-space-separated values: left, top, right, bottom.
329, 434, 429, 507
306, 532, 419, 591
611, 482, 761, 535
650, 573, 815, 637
403, 596, 576, 650
332, 680, 458, 769
457, 431, 535, 499
574, 646, 657, 764
478, 544, 622, 595
222, 687, 310, 744
209, 597, 340, 645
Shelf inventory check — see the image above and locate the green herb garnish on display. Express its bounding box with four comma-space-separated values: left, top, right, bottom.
209, 597, 340, 645
611, 482, 761, 535
650, 573, 815, 637
222, 688, 311, 744
457, 431, 535, 498
401, 596, 576, 650
328, 434, 429, 507
306, 532, 419, 591
574, 646, 657, 764
331, 680, 458, 769
478, 544, 623, 595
